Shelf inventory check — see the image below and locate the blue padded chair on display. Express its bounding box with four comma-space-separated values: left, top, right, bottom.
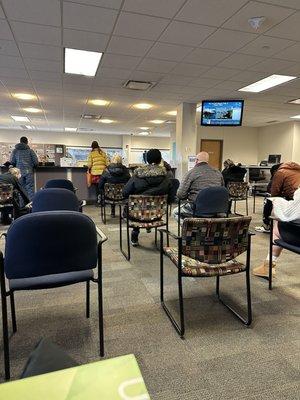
44, 179, 75, 193
194, 186, 229, 217
32, 188, 79, 212
0, 211, 107, 380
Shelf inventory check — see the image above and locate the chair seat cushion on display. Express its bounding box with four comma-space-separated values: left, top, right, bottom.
164, 247, 246, 277
274, 239, 300, 255
9, 270, 94, 291
129, 219, 166, 228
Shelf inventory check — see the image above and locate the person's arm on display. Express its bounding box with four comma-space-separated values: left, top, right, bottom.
122, 177, 135, 198
176, 171, 191, 200
10, 149, 16, 166
87, 153, 92, 170
30, 150, 39, 167
270, 171, 284, 196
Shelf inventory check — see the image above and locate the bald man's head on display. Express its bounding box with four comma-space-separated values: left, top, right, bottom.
196, 151, 209, 164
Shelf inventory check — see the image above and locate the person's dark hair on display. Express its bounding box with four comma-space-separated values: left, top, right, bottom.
146, 149, 162, 165
20, 136, 28, 144
270, 163, 282, 177
91, 141, 99, 149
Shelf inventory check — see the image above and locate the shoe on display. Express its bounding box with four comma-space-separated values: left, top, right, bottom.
146, 228, 152, 233
255, 225, 270, 233
253, 261, 276, 278
131, 239, 139, 247
131, 231, 139, 247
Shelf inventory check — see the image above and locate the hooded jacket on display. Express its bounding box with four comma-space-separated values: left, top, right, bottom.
99, 163, 131, 190
10, 143, 38, 175
123, 164, 172, 201
271, 162, 300, 199
87, 149, 109, 176
222, 165, 247, 186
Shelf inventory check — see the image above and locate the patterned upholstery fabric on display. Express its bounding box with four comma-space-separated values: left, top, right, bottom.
227, 182, 248, 200
164, 247, 246, 277
0, 184, 13, 204
128, 195, 168, 222
129, 219, 166, 229
104, 183, 125, 202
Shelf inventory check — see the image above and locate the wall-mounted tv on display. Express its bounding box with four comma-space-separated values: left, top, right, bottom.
201, 100, 244, 126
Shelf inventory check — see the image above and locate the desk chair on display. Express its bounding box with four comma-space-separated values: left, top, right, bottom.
227, 182, 249, 216
44, 179, 76, 193
32, 188, 79, 212
0, 211, 107, 380
100, 183, 125, 225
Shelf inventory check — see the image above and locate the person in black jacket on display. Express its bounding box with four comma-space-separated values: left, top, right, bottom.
123, 149, 172, 246
99, 154, 131, 216
222, 159, 247, 186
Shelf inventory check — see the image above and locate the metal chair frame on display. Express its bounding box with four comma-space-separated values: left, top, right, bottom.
228, 182, 249, 216
100, 183, 126, 225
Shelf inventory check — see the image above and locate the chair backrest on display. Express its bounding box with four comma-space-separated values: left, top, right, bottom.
181, 216, 251, 264
227, 182, 248, 199
128, 195, 168, 221
104, 183, 125, 201
194, 186, 229, 217
169, 178, 180, 204
4, 211, 98, 279
32, 188, 79, 212
0, 183, 13, 204
44, 179, 75, 192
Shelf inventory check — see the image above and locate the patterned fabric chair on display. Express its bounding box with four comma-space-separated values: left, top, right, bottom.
227, 181, 249, 215
100, 183, 125, 224
159, 216, 253, 337
0, 184, 14, 224
120, 195, 169, 261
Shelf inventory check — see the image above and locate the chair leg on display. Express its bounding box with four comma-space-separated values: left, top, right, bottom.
216, 275, 220, 296
268, 220, 273, 290
246, 197, 249, 216
0, 264, 10, 380
97, 247, 104, 357
234, 201, 236, 214
253, 191, 256, 214
119, 210, 130, 261
155, 227, 158, 247
103, 202, 107, 225
86, 281, 90, 318
10, 292, 17, 333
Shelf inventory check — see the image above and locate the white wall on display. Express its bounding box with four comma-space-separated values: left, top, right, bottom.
197, 125, 259, 165
292, 122, 300, 163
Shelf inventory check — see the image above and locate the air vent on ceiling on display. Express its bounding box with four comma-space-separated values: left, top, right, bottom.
123, 80, 155, 91
81, 114, 100, 120
266, 120, 279, 124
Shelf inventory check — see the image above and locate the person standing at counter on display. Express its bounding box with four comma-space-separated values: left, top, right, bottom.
87, 141, 109, 204
10, 136, 38, 201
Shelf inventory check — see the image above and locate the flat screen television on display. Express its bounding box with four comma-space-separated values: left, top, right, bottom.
268, 154, 281, 164
201, 100, 244, 126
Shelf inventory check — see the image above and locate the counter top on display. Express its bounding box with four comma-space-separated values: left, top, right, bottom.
36, 165, 88, 170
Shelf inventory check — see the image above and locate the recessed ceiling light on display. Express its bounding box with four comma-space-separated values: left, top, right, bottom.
13, 93, 37, 101
65, 127, 77, 132
150, 119, 164, 124
139, 131, 150, 136
139, 126, 150, 130
64, 48, 102, 77
166, 110, 177, 116
238, 74, 297, 93
288, 98, 300, 105
290, 115, 300, 119
11, 115, 30, 122
133, 103, 153, 110
89, 99, 109, 106
23, 107, 42, 113
99, 119, 114, 124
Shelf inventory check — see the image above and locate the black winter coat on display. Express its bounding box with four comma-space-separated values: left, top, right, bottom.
99, 163, 131, 190
222, 165, 246, 186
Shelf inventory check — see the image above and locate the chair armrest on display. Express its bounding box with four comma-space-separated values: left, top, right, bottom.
25, 202, 32, 209
158, 228, 181, 240
0, 233, 7, 240
96, 226, 108, 244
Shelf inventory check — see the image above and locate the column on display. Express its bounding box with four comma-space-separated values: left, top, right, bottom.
122, 135, 132, 166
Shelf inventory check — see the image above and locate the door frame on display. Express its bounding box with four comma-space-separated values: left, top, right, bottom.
200, 139, 223, 170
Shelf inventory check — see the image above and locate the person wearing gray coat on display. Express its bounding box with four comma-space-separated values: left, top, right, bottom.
173, 152, 224, 221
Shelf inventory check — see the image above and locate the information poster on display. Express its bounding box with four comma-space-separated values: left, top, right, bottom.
188, 155, 196, 171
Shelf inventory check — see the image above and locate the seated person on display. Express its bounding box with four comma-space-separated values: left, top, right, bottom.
0, 167, 30, 224
99, 154, 130, 216
173, 151, 224, 221
253, 187, 300, 278
222, 159, 246, 186
123, 149, 172, 246
255, 162, 300, 233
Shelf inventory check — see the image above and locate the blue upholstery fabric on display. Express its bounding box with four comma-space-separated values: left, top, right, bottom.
194, 186, 229, 217
9, 270, 93, 291
4, 211, 98, 279
274, 239, 300, 255
32, 188, 79, 212
44, 179, 75, 192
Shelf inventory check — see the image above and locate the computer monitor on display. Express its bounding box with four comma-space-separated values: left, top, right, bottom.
268, 154, 281, 164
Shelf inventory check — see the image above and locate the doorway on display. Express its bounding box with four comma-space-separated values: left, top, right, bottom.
200, 139, 223, 170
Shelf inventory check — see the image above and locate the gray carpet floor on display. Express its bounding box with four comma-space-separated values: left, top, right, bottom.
0, 197, 299, 399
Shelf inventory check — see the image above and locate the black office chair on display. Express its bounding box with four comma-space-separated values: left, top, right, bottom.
44, 179, 76, 193
194, 186, 229, 217
0, 211, 107, 380
32, 188, 80, 212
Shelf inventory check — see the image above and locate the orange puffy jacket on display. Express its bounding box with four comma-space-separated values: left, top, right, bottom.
271, 162, 300, 199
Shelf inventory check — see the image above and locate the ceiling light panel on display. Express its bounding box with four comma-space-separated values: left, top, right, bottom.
13, 93, 37, 100
139, 131, 150, 136
290, 115, 300, 119
23, 107, 42, 113
99, 119, 114, 124
65, 127, 77, 132
288, 99, 300, 105
150, 119, 164, 124
238, 74, 297, 93
64, 48, 102, 77
166, 110, 177, 116
11, 115, 30, 122
133, 103, 153, 110
88, 99, 109, 106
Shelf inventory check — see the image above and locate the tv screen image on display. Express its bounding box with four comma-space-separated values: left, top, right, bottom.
201, 100, 244, 126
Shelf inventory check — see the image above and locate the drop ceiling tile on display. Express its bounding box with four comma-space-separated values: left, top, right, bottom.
29, 70, 62, 82
2, 0, 61, 26
230, 70, 268, 82
0, 19, 14, 40
147, 43, 193, 62
170, 63, 209, 77
185, 48, 230, 66
11, 21, 61, 45
223, 1, 295, 33
93, 77, 124, 88
249, 58, 296, 73
202, 67, 242, 79
63, 29, 109, 52
265, 12, 300, 41
123, 0, 186, 18
188, 77, 223, 88
19, 43, 62, 61
239, 35, 296, 57
0, 67, 29, 79
128, 70, 165, 82
137, 58, 177, 73
160, 75, 194, 85
159, 21, 216, 46
97, 67, 132, 79
274, 42, 300, 62
0, 6, 5, 18
24, 58, 62, 73
101, 54, 141, 70
213, 80, 247, 90
201, 28, 257, 52
0, 55, 24, 69
63, 2, 118, 34
114, 12, 169, 41
0, 39, 19, 56
218, 53, 264, 69
107, 36, 154, 57
175, 0, 248, 27
260, 0, 300, 10
64, 0, 122, 8
278, 64, 300, 76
